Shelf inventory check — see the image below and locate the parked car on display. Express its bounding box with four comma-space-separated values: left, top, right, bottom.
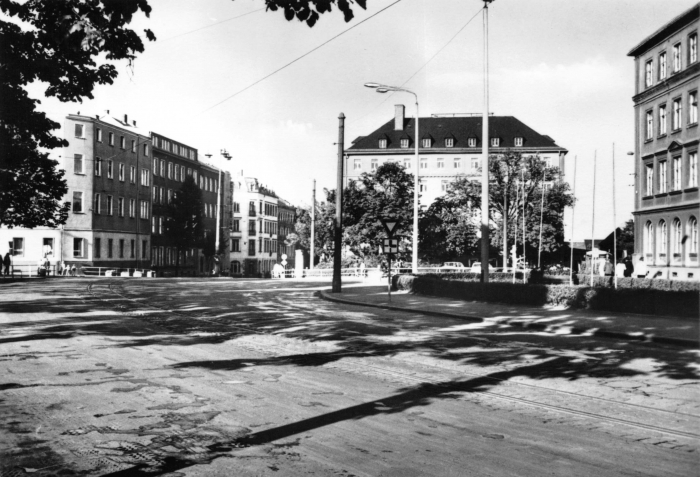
441, 261, 466, 270
470, 262, 495, 273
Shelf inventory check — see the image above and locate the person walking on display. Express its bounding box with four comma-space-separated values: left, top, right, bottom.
635, 256, 648, 278
623, 257, 633, 277
615, 260, 626, 278
3, 252, 10, 276
604, 258, 614, 276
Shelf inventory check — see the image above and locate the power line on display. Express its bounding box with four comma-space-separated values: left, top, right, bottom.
349, 5, 484, 126
159, 8, 266, 43
201, 0, 404, 114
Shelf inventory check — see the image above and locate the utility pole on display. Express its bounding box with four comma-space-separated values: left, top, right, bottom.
569, 156, 577, 286
481, 0, 494, 283
332, 113, 345, 293
311, 179, 316, 270
590, 150, 597, 287
612, 144, 618, 289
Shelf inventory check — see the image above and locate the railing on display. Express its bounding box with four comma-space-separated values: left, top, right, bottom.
248, 229, 257, 236
248, 210, 256, 217
1, 265, 155, 278
81, 267, 156, 277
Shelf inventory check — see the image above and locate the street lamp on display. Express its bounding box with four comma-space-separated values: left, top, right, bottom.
365, 82, 420, 274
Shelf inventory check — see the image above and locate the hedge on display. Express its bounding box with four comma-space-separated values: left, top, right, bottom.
574, 274, 700, 291
393, 275, 698, 318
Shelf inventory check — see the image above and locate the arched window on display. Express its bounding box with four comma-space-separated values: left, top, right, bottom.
673, 218, 682, 259
645, 221, 654, 256
658, 220, 667, 258
690, 217, 698, 256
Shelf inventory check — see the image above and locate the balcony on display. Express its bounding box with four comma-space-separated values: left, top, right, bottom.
248, 209, 256, 217
248, 229, 257, 236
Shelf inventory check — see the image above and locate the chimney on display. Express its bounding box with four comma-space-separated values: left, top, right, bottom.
133, 120, 137, 127
394, 104, 405, 131
124, 114, 128, 124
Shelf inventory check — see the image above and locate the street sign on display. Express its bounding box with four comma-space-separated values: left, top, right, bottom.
379, 217, 401, 237
382, 238, 399, 254
281, 254, 287, 260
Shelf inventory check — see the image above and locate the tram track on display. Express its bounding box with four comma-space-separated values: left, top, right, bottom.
86, 281, 700, 444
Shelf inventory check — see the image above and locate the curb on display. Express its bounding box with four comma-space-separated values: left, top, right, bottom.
319, 290, 699, 349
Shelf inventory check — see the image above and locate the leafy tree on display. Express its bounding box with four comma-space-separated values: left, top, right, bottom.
261, 0, 367, 27
419, 176, 480, 263
164, 176, 204, 274
1, 0, 155, 228
599, 218, 635, 259
286, 202, 334, 266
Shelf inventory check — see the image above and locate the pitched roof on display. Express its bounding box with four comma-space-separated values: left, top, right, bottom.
347, 116, 565, 151
627, 3, 699, 57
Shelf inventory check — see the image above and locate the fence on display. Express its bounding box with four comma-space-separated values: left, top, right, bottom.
1, 265, 155, 278
277, 266, 471, 279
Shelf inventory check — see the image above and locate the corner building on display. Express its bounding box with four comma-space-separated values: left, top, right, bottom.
628, 3, 699, 280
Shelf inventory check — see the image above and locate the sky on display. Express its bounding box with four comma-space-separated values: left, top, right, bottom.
23, 0, 700, 242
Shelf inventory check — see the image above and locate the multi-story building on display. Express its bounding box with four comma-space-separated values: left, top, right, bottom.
1, 113, 153, 272
150, 133, 231, 276
277, 199, 297, 271
228, 173, 279, 276
199, 161, 231, 274
345, 106, 568, 207
628, 3, 699, 280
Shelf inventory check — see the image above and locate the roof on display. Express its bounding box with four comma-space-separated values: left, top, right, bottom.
628, 3, 699, 57
347, 116, 566, 152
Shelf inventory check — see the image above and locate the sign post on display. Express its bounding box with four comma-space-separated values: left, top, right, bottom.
379, 217, 401, 303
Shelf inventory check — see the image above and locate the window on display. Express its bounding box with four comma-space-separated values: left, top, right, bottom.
107, 160, 113, 179
107, 238, 113, 258
421, 138, 431, 148
107, 195, 113, 216
73, 191, 84, 213
97, 128, 102, 142
658, 220, 667, 257
109, 132, 114, 146
419, 181, 427, 192
129, 199, 136, 218
690, 33, 697, 64
659, 52, 667, 80
689, 152, 698, 188
514, 137, 523, 147
672, 218, 682, 258
233, 219, 240, 232
400, 138, 409, 148
130, 166, 136, 184
152, 216, 156, 234
130, 239, 135, 258
75, 123, 85, 138
673, 156, 682, 191
42, 238, 54, 257
403, 158, 411, 169
11, 237, 24, 256
95, 157, 102, 176
468, 138, 477, 148
141, 169, 150, 186
152, 158, 158, 176
167, 189, 173, 204
118, 197, 124, 217
645, 221, 654, 255
490, 138, 500, 147
690, 217, 698, 254
153, 186, 158, 202
142, 240, 147, 259
420, 158, 427, 169
131, 140, 135, 153
673, 43, 681, 72
119, 239, 125, 259
353, 159, 361, 170
437, 159, 444, 169
74, 154, 84, 174
168, 163, 173, 179
689, 91, 698, 125
95, 238, 101, 259
673, 98, 682, 130
378, 138, 387, 149
471, 158, 480, 171
248, 241, 256, 256
645, 59, 654, 87
658, 104, 667, 135
441, 180, 449, 192
371, 159, 378, 170
232, 238, 240, 252
645, 110, 653, 139
659, 160, 667, 193
120, 136, 125, 149
94, 193, 101, 214
143, 144, 149, 156
159, 188, 164, 204
119, 163, 124, 182
140, 200, 149, 219
445, 138, 454, 148
454, 158, 462, 168
73, 238, 84, 258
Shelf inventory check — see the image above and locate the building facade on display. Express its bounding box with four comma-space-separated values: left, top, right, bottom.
345, 106, 568, 207
629, 4, 699, 280
277, 199, 297, 271
1, 113, 153, 273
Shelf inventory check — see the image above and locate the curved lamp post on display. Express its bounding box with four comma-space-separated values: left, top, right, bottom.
364, 82, 419, 274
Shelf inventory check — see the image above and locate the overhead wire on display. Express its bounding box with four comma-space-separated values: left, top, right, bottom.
200, 0, 405, 114
157, 8, 266, 43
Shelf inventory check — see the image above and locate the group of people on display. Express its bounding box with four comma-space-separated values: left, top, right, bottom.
594, 256, 648, 279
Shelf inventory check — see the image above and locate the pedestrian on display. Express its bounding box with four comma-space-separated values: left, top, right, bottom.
615, 260, 626, 278
623, 257, 633, 277
3, 252, 10, 276
359, 262, 366, 278
604, 258, 614, 276
598, 256, 606, 277
70, 264, 77, 277
635, 256, 648, 278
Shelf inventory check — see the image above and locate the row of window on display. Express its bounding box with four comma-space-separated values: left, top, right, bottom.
645, 91, 698, 140
152, 136, 196, 160
151, 247, 195, 268
378, 136, 520, 149
94, 238, 147, 260
644, 32, 697, 88
643, 217, 699, 259
6, 236, 147, 260
644, 152, 698, 195
7, 237, 53, 258
80, 125, 150, 156
152, 158, 203, 185
355, 157, 481, 171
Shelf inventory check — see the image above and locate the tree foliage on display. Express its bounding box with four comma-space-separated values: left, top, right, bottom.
260, 0, 367, 27
0, 0, 155, 228
164, 176, 204, 272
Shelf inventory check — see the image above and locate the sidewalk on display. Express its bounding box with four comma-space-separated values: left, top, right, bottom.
320, 284, 699, 348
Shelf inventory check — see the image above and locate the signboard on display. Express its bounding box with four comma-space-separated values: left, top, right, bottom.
382, 238, 399, 254
378, 217, 401, 237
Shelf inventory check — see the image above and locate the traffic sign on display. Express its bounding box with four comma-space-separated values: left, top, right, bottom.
379, 217, 401, 237
382, 238, 399, 254
281, 254, 288, 260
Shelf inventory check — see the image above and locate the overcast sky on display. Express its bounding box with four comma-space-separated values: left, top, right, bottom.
26, 0, 699, 242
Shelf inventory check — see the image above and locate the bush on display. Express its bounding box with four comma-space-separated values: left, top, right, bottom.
575, 274, 700, 291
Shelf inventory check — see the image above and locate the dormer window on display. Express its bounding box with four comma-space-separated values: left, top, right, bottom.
400, 138, 409, 148
490, 138, 500, 147
514, 137, 523, 147
445, 137, 454, 148
379, 138, 387, 149
468, 138, 477, 148
422, 138, 432, 148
